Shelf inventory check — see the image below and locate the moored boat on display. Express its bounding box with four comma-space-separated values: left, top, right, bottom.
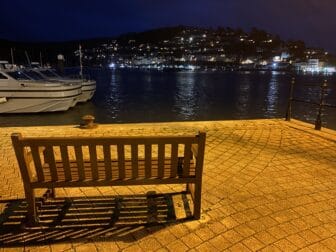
0, 69, 82, 113
32, 67, 96, 102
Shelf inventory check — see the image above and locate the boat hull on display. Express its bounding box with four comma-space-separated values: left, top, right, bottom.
0, 82, 82, 113
79, 80, 96, 102
0, 97, 77, 113
42, 78, 96, 103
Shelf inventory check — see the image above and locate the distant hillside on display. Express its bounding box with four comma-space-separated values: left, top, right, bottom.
1, 25, 335, 66
117, 26, 191, 44
0, 26, 190, 65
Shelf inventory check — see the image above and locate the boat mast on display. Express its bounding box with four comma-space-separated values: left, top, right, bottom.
39, 51, 43, 67
25, 51, 31, 67
79, 44, 83, 79
10, 48, 15, 66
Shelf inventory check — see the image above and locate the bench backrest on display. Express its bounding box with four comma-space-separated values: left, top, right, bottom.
11, 132, 206, 184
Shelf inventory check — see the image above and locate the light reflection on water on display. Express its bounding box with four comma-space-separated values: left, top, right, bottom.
264, 71, 280, 117
174, 72, 197, 120
107, 72, 121, 119
0, 68, 335, 130
236, 74, 251, 119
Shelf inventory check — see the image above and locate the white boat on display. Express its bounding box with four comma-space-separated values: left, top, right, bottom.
0, 69, 82, 113
32, 67, 96, 103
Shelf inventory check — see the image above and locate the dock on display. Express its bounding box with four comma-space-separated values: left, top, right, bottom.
0, 119, 335, 251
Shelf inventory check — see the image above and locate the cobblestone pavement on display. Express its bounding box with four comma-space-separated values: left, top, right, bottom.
0, 119, 335, 251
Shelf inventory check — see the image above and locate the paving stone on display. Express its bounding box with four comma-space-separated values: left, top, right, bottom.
307, 243, 333, 252
274, 238, 298, 251
139, 238, 162, 251
228, 243, 251, 252
242, 236, 264, 251
195, 227, 215, 241
195, 241, 219, 251
286, 234, 311, 248
153, 230, 177, 246
75, 243, 97, 252
122, 244, 142, 252
208, 235, 232, 250
166, 239, 188, 251
180, 233, 203, 248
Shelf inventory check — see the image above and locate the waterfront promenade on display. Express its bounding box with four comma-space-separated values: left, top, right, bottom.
0, 119, 335, 251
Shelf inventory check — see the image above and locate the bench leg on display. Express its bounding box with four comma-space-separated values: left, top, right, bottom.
193, 182, 202, 219
24, 187, 39, 226
187, 183, 202, 219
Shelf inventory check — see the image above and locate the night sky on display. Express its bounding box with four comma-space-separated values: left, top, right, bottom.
1, 0, 336, 52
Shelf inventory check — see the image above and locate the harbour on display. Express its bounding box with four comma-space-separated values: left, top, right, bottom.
1, 68, 336, 130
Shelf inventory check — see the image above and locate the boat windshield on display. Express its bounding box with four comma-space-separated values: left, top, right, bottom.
6, 71, 31, 80
50, 69, 64, 78
24, 70, 45, 80
39, 69, 59, 78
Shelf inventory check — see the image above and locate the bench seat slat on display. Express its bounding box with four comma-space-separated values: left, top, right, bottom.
31, 177, 197, 188
74, 145, 85, 181
171, 144, 178, 177
45, 145, 58, 181
158, 144, 165, 178
89, 144, 98, 180
183, 143, 192, 177
117, 145, 125, 179
60, 145, 71, 181
145, 144, 151, 178
30, 146, 44, 182
103, 145, 112, 180
131, 144, 138, 178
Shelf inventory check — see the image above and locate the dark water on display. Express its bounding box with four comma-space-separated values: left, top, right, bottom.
1, 68, 336, 129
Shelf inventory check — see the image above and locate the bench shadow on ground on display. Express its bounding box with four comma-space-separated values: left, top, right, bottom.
0, 190, 193, 247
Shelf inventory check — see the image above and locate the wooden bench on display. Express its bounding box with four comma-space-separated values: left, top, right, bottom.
11, 132, 206, 225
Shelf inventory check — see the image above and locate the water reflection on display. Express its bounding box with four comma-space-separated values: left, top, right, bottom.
107, 72, 121, 119
92, 70, 123, 122
143, 73, 153, 92
264, 72, 279, 117
294, 85, 320, 124
174, 72, 197, 120
235, 75, 251, 118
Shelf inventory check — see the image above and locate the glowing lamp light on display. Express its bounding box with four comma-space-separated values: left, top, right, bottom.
273, 56, 281, 62
324, 67, 336, 73
109, 63, 116, 68
187, 65, 195, 70
241, 59, 253, 65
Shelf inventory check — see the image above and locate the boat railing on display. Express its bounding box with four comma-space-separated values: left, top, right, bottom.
285, 77, 336, 130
